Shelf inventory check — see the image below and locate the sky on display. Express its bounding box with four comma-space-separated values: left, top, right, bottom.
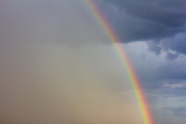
97, 0, 186, 123
0, 0, 186, 124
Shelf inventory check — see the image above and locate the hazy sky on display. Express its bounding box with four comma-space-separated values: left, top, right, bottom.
0, 0, 144, 124
1, 0, 186, 124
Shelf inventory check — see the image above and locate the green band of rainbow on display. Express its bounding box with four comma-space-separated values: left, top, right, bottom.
84, 0, 154, 124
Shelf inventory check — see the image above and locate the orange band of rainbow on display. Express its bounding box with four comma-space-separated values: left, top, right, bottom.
84, 1, 154, 124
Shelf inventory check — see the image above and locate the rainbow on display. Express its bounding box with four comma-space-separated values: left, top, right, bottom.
84, 0, 154, 124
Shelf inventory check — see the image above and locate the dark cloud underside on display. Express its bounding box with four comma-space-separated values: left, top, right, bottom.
99, 0, 186, 56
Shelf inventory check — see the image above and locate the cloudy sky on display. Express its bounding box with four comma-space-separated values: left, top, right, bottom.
97, 0, 186, 123
0, 0, 186, 124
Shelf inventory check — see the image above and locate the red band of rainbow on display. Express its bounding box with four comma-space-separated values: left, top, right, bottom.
84, 1, 154, 124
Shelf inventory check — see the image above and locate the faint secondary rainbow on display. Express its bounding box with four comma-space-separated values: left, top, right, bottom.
84, 0, 154, 124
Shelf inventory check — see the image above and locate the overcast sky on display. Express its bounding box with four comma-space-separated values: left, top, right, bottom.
0, 0, 186, 124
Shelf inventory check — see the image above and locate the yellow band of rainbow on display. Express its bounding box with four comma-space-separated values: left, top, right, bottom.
84, 1, 154, 124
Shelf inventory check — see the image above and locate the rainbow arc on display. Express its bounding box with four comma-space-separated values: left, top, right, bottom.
84, 1, 154, 124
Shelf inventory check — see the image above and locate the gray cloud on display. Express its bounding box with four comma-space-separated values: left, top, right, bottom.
99, 0, 186, 40
104, 0, 186, 27
98, 0, 186, 56
125, 42, 186, 90
145, 33, 186, 59
161, 33, 186, 54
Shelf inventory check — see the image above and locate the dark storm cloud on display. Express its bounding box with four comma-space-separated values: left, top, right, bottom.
104, 0, 186, 27
99, 0, 186, 56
